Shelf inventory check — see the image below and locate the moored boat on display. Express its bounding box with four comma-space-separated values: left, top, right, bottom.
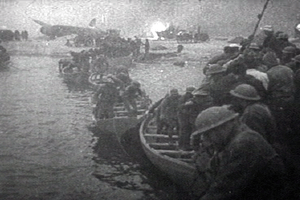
139, 114, 206, 196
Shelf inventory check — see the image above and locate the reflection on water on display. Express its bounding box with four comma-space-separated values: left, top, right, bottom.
0, 55, 185, 200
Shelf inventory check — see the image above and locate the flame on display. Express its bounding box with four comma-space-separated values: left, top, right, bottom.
150, 21, 168, 40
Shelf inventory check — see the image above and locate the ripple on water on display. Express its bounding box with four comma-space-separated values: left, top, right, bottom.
0, 55, 182, 200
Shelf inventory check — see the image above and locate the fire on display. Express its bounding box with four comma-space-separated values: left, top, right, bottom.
150, 21, 168, 40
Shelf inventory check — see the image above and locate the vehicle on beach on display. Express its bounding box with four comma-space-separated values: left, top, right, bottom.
176, 30, 209, 44
139, 114, 205, 196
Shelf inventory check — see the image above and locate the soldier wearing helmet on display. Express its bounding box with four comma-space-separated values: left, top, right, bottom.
121, 80, 143, 116
206, 63, 240, 106
205, 45, 240, 69
281, 46, 297, 66
276, 33, 296, 60
177, 86, 195, 149
291, 55, 300, 145
261, 25, 280, 54
190, 106, 285, 200
158, 88, 181, 142
92, 76, 119, 120
177, 86, 213, 150
266, 56, 295, 141
229, 84, 277, 145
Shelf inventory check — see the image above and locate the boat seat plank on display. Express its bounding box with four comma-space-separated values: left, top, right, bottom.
144, 133, 179, 139
178, 158, 194, 163
156, 149, 194, 158
149, 143, 177, 150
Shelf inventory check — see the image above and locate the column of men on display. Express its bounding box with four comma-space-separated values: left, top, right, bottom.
149, 25, 300, 200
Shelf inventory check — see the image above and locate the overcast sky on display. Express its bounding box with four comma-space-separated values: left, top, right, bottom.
1, 0, 300, 38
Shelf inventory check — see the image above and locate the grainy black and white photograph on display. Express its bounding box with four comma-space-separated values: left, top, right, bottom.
1, 0, 300, 199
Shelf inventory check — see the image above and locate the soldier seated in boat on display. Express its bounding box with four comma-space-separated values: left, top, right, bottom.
190, 106, 285, 200
93, 77, 119, 120
91, 54, 109, 74
121, 80, 143, 117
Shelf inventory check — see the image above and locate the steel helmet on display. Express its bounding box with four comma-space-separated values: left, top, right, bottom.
132, 80, 141, 87
230, 84, 261, 101
194, 105, 239, 134
206, 64, 226, 75
277, 33, 289, 40
292, 55, 300, 63
186, 86, 196, 93
192, 86, 209, 96
170, 88, 179, 95
282, 46, 296, 54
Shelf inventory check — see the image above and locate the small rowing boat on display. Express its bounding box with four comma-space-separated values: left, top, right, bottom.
139, 114, 206, 196
92, 97, 151, 140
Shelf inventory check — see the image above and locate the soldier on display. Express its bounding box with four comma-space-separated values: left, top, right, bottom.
121, 80, 143, 117
190, 106, 285, 200
266, 51, 295, 147
24, 30, 28, 40
158, 89, 181, 142
204, 45, 239, 74
178, 87, 213, 150
261, 25, 279, 55
229, 84, 277, 145
144, 39, 150, 56
206, 64, 236, 106
245, 50, 269, 90
290, 55, 300, 154
93, 77, 119, 120
281, 46, 297, 67
177, 86, 195, 149
14, 30, 21, 41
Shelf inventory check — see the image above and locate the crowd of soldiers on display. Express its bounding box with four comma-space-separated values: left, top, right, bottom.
147, 25, 300, 199
59, 34, 150, 74
58, 37, 150, 119
91, 68, 147, 119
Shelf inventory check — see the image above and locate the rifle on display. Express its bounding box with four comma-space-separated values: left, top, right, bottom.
247, 0, 271, 47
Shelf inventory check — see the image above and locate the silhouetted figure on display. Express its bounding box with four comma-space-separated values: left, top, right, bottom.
14, 30, 20, 41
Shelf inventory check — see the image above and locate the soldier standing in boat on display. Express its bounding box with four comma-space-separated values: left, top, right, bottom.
93, 77, 119, 120
158, 89, 181, 142
121, 80, 143, 117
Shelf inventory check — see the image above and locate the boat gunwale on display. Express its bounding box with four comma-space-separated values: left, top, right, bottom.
139, 114, 196, 170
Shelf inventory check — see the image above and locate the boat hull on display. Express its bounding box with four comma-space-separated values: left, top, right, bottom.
139, 115, 206, 196
96, 116, 141, 140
